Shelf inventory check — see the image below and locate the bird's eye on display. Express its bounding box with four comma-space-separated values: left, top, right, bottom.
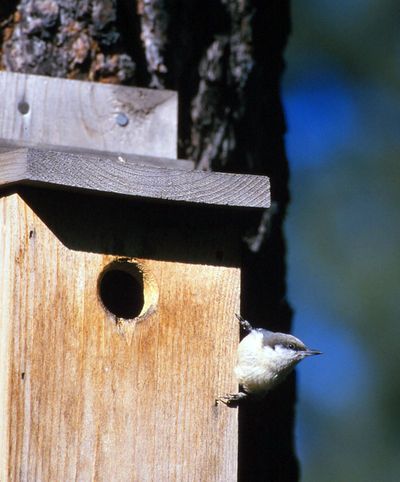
288, 343, 296, 350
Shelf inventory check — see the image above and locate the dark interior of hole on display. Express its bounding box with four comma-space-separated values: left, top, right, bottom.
99, 269, 144, 319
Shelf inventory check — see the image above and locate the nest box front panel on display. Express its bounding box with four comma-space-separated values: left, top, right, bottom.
0, 193, 240, 481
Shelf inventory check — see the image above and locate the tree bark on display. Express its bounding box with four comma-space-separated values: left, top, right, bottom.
0, 1, 295, 480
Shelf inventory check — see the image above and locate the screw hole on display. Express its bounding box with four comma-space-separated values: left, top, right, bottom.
18, 101, 30, 115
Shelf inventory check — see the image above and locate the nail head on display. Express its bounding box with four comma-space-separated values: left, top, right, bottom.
116, 112, 129, 127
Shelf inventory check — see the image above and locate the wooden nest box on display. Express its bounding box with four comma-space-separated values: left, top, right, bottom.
0, 72, 270, 481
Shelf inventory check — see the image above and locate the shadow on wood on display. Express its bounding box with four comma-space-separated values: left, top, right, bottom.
15, 187, 252, 268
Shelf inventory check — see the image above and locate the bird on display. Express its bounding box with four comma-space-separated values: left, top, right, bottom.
217, 314, 321, 406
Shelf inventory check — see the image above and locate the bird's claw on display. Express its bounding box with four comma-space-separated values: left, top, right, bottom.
235, 313, 253, 332
216, 392, 248, 407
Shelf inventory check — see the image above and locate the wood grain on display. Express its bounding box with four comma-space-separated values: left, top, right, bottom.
0, 140, 195, 171
0, 148, 271, 208
0, 71, 177, 159
0, 193, 240, 481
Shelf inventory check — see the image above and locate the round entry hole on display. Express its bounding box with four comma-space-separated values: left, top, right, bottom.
98, 260, 158, 321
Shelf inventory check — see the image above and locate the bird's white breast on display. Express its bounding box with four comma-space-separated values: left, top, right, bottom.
234, 330, 295, 394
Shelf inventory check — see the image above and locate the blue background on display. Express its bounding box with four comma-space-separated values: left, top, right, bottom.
283, 1, 400, 480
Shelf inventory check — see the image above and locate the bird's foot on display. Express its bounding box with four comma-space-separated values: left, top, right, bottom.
235, 313, 253, 333
216, 391, 248, 407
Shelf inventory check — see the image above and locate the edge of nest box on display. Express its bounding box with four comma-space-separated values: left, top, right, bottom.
0, 146, 270, 209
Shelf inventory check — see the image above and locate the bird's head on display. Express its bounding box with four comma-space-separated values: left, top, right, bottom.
259, 329, 322, 370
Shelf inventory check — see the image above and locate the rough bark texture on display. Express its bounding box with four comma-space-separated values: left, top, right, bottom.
0, 1, 295, 480
0, 0, 136, 82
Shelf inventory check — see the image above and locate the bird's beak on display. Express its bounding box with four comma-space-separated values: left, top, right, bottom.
304, 349, 322, 356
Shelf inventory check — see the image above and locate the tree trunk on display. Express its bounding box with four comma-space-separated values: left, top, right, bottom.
0, 1, 295, 480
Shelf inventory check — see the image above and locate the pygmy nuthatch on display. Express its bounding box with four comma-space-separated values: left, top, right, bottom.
217, 314, 321, 405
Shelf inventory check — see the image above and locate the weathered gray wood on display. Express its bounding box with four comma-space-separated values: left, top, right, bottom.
0, 140, 194, 171
0, 148, 270, 209
0, 71, 177, 159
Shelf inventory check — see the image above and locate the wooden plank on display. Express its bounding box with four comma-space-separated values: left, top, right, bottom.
0, 197, 12, 482
0, 71, 177, 159
0, 148, 271, 209
0, 140, 194, 171
0, 193, 239, 481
